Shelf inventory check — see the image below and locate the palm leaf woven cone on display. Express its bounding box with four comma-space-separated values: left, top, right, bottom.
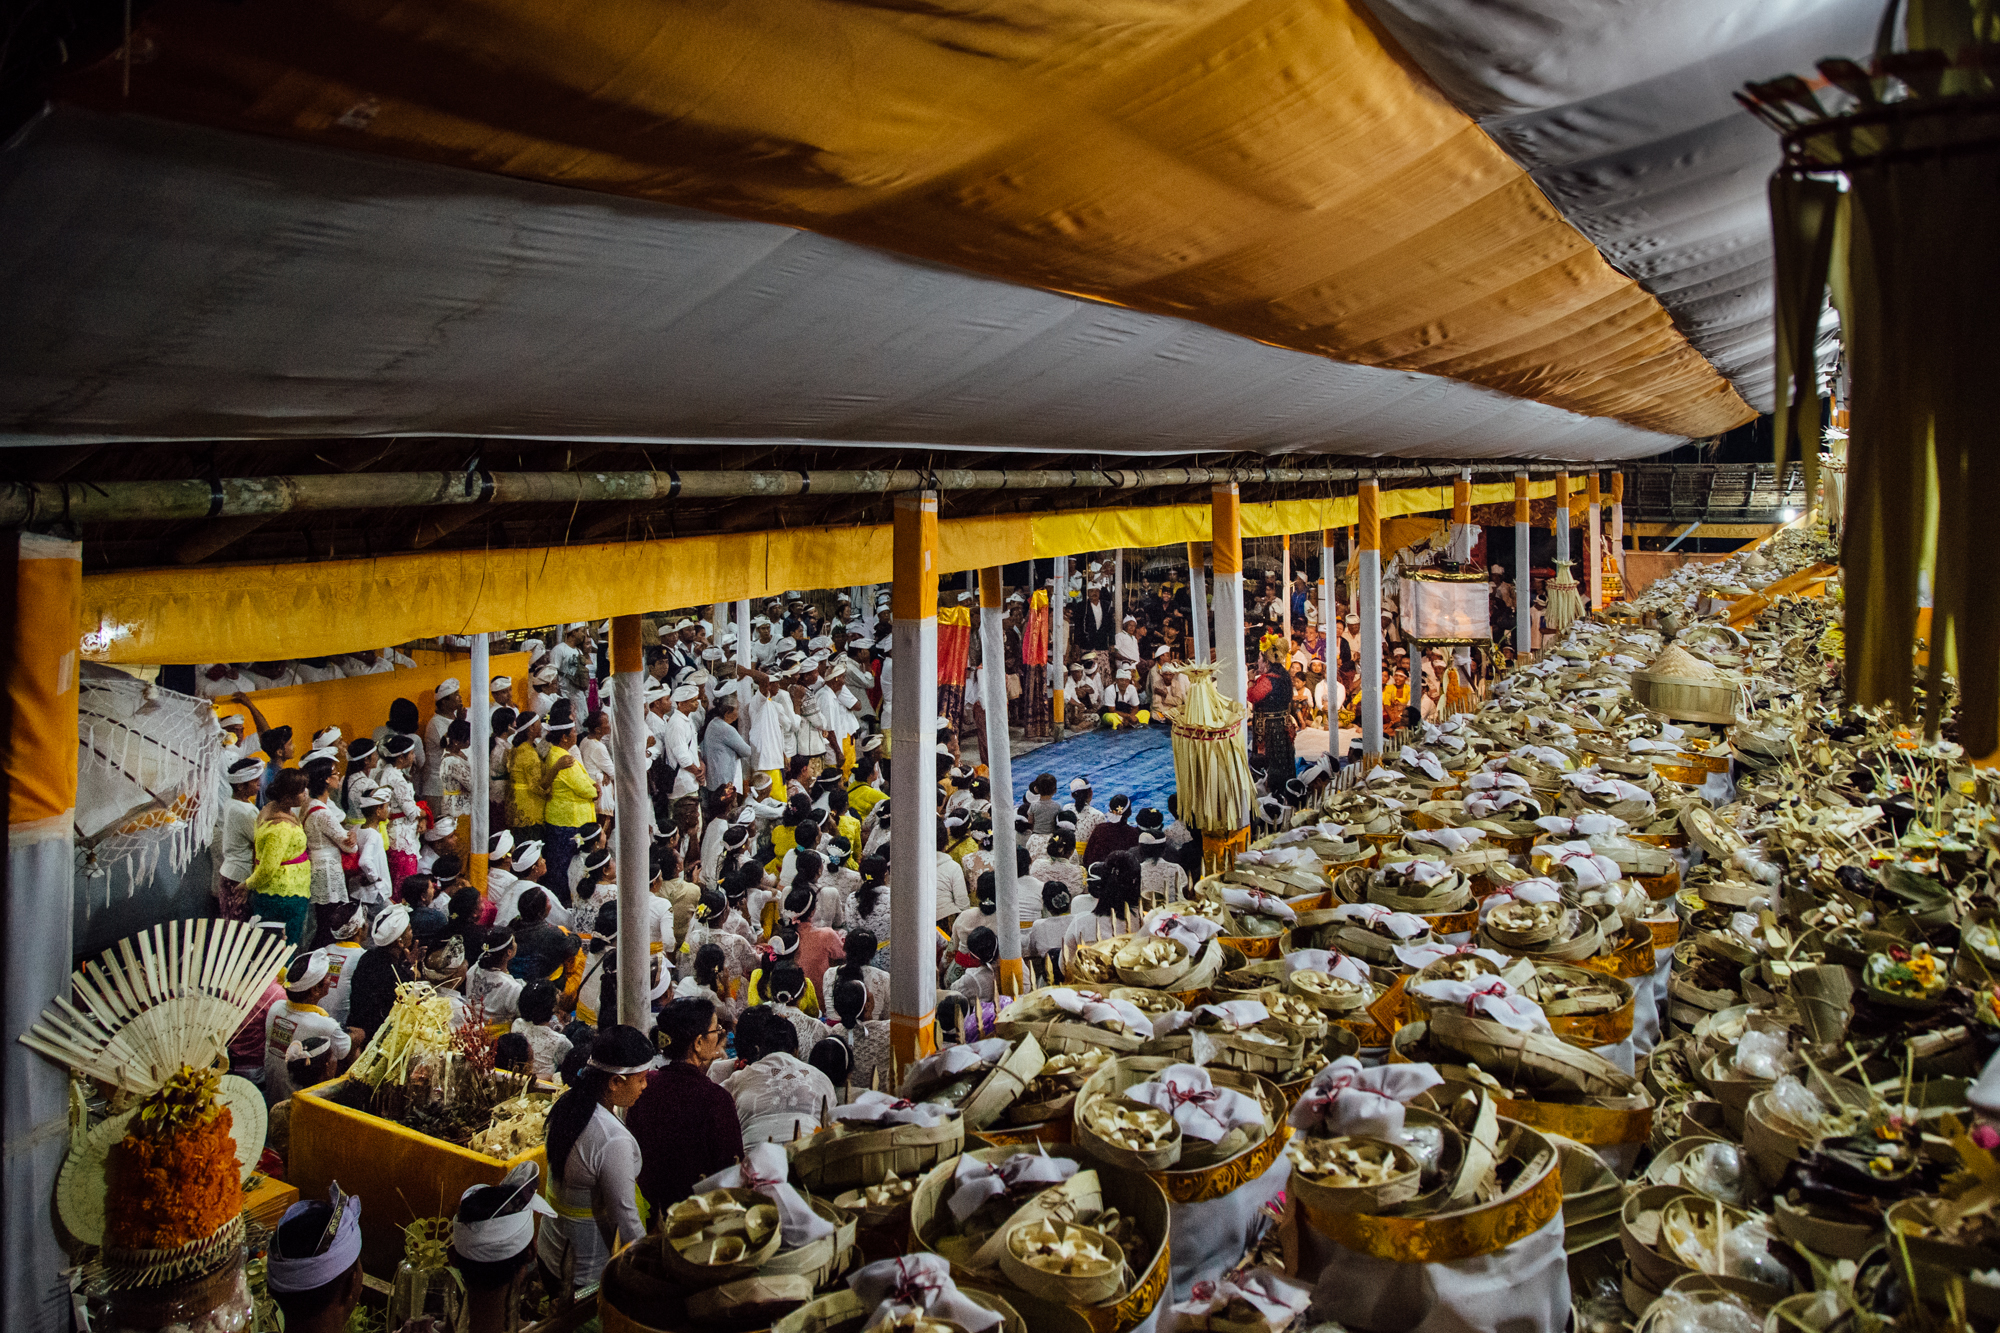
1545, 561, 1585, 635
1164, 663, 1254, 835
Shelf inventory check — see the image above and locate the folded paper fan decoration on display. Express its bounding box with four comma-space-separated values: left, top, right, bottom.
20, 918, 293, 1095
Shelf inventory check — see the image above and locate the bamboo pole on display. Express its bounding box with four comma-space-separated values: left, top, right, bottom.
0, 462, 1579, 528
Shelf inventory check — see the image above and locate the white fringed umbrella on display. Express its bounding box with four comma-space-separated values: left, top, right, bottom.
75, 666, 227, 903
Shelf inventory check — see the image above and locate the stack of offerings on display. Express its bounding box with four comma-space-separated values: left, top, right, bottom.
600, 1143, 858, 1331
1284, 1058, 1566, 1326
907, 1143, 1171, 1333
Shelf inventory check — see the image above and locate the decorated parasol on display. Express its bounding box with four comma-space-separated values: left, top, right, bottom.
1162, 663, 1255, 874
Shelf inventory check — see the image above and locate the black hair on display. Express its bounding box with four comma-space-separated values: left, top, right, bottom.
510, 888, 551, 928
808, 1037, 851, 1088
1042, 879, 1072, 915
783, 794, 813, 826
838, 927, 878, 982
1017, 846, 1032, 875
494, 1033, 533, 1074
935, 993, 973, 1043
696, 887, 727, 924
656, 996, 717, 1061
975, 871, 997, 914
400, 874, 436, 906
733, 1007, 773, 1063
855, 857, 888, 919
693, 943, 728, 993
446, 718, 472, 747
965, 926, 998, 964
1102, 850, 1142, 911
519, 980, 558, 1025
583, 710, 606, 736
286, 1045, 335, 1091
832, 978, 868, 1027
794, 820, 821, 851
546, 1026, 653, 1183
490, 706, 518, 736
1031, 772, 1058, 797
387, 697, 421, 735
1048, 830, 1076, 859
791, 848, 824, 892
783, 885, 816, 923
431, 854, 464, 882
302, 756, 336, 797
272, 1207, 361, 1322
767, 965, 808, 1006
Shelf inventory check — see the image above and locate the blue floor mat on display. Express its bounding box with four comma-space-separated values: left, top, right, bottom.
1009, 725, 1178, 816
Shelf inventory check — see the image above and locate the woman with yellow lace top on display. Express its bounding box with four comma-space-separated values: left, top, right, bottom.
245, 769, 313, 942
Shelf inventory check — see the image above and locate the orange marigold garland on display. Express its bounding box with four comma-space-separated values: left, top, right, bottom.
103, 1064, 242, 1252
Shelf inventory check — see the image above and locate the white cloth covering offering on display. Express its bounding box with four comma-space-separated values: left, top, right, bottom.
1283, 948, 1370, 985
899, 1038, 1011, 1097
1171, 1268, 1312, 1326
1380, 857, 1457, 888
1215, 886, 1298, 925
849, 1254, 1003, 1333
1393, 941, 1514, 970
1331, 903, 1428, 939
1542, 840, 1623, 889
947, 1150, 1080, 1223
1043, 988, 1155, 1040
1405, 827, 1487, 855
1125, 1063, 1266, 1143
1143, 907, 1225, 951
1149, 999, 1272, 1038
694, 1142, 834, 1246
1534, 812, 1628, 837
835, 1088, 958, 1128
1289, 1057, 1444, 1140
1409, 977, 1550, 1033
1476, 877, 1562, 919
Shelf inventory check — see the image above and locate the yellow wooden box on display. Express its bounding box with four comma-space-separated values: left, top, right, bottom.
290, 1078, 548, 1274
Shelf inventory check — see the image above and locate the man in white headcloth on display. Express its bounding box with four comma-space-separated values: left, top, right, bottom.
527, 665, 560, 719
264, 950, 354, 1101
212, 754, 264, 920
1115, 614, 1142, 670
806, 652, 863, 776
748, 617, 779, 668
266, 1186, 365, 1333
423, 678, 465, 804
489, 674, 515, 711
663, 685, 705, 799
551, 623, 593, 718
347, 785, 395, 906
745, 666, 795, 787
449, 1163, 553, 1328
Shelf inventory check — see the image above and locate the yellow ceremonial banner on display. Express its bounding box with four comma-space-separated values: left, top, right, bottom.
80, 481, 1560, 664
213, 652, 529, 762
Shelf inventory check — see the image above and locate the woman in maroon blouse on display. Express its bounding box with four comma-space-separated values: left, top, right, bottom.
628, 997, 742, 1214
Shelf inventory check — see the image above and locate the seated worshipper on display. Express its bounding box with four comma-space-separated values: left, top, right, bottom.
467, 929, 526, 1026
1082, 793, 1140, 867
763, 965, 830, 1055
952, 873, 1001, 953
1030, 830, 1086, 901
952, 927, 1001, 1002
1067, 779, 1105, 850
1135, 813, 1191, 902
676, 941, 743, 1018
783, 884, 848, 986
313, 903, 369, 1028
1063, 858, 1138, 950
346, 906, 417, 1046
403, 873, 448, 937
848, 859, 893, 974
260, 1034, 341, 1177
822, 927, 889, 1021
959, 817, 996, 887
1064, 662, 1100, 731
244, 770, 312, 943
267, 1186, 366, 1333
564, 822, 606, 901
263, 950, 354, 1102
653, 845, 704, 945
449, 1162, 551, 1333
683, 889, 758, 995
536, 1026, 655, 1291
571, 849, 617, 922
511, 980, 573, 1079
718, 1007, 838, 1146
494, 1033, 533, 1075
829, 978, 892, 1093
1101, 665, 1147, 728
508, 886, 581, 984
847, 756, 887, 820
933, 826, 971, 926
628, 997, 741, 1213
1025, 879, 1076, 962
489, 838, 546, 930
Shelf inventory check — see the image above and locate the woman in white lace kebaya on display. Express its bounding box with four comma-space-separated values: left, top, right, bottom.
717, 1007, 838, 1146
535, 1026, 653, 1291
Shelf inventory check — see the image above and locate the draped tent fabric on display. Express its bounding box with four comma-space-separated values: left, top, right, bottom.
0, 109, 1679, 459
29, 0, 1755, 443
1359, 0, 1881, 412
80, 481, 1560, 665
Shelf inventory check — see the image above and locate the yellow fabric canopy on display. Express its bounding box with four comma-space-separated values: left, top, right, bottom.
71, 0, 1750, 440
83, 481, 1556, 664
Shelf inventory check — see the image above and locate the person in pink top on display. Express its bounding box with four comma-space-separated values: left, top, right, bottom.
780, 886, 846, 1006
